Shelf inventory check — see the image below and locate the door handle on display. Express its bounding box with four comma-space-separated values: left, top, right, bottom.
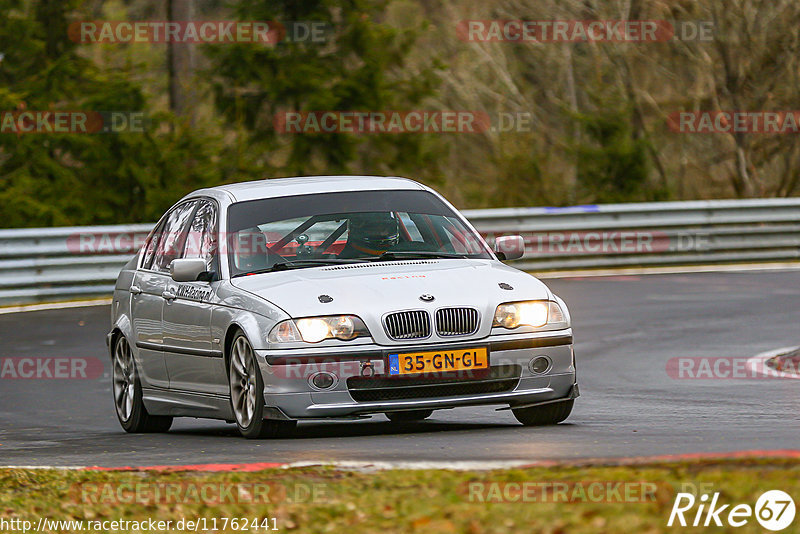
161, 290, 176, 301
130, 285, 142, 295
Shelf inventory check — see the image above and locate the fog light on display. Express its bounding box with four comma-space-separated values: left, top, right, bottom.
529, 356, 550, 374
311, 372, 336, 389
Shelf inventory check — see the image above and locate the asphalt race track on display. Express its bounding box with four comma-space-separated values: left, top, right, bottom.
1, 270, 798, 468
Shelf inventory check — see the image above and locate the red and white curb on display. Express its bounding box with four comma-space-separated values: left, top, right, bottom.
3, 450, 800, 472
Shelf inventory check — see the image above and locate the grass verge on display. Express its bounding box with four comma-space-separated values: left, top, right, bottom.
1, 459, 798, 533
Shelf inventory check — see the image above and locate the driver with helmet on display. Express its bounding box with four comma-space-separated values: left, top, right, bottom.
339, 212, 400, 258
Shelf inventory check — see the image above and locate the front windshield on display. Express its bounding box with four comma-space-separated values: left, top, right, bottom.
226, 189, 492, 276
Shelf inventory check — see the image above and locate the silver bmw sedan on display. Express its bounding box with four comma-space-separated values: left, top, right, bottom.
108, 176, 578, 438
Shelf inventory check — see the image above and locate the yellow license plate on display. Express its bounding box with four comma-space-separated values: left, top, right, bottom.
388, 347, 489, 375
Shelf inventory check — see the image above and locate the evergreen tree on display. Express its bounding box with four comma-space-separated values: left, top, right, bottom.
205, 0, 442, 179
575, 110, 651, 204
0, 0, 221, 227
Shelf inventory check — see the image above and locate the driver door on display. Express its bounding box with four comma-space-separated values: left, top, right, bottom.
162, 199, 228, 395
131, 202, 196, 389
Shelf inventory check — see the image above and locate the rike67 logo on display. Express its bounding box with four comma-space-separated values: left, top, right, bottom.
669, 490, 796, 531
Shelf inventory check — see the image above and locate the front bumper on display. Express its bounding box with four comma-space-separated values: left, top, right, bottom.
257, 330, 577, 419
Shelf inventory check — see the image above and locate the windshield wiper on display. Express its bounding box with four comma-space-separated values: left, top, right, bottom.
233, 258, 369, 277
374, 251, 466, 261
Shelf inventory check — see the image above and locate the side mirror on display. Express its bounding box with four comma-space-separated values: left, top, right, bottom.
170, 258, 209, 282
494, 235, 525, 261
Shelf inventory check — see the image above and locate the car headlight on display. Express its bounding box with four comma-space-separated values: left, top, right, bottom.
492, 301, 568, 329
268, 315, 370, 344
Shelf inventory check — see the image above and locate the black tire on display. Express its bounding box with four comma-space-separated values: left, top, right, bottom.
112, 336, 173, 433
385, 409, 434, 422
512, 400, 574, 426
228, 332, 296, 439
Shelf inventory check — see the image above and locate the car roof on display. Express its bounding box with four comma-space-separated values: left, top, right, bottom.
185, 175, 427, 203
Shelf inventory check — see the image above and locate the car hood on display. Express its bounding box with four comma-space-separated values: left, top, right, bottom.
230, 259, 552, 344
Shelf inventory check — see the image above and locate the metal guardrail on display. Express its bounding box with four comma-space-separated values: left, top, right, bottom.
0, 224, 152, 305
1, 199, 798, 306
463, 198, 800, 271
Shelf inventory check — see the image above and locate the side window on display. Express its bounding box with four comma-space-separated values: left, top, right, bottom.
140, 221, 165, 270
182, 200, 218, 272
153, 201, 197, 273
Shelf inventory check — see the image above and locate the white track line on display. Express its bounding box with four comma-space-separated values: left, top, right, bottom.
0, 461, 533, 472
0, 298, 112, 315
5, 451, 800, 472
537, 262, 800, 279
746, 347, 800, 380
281, 460, 534, 472
0, 465, 90, 470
